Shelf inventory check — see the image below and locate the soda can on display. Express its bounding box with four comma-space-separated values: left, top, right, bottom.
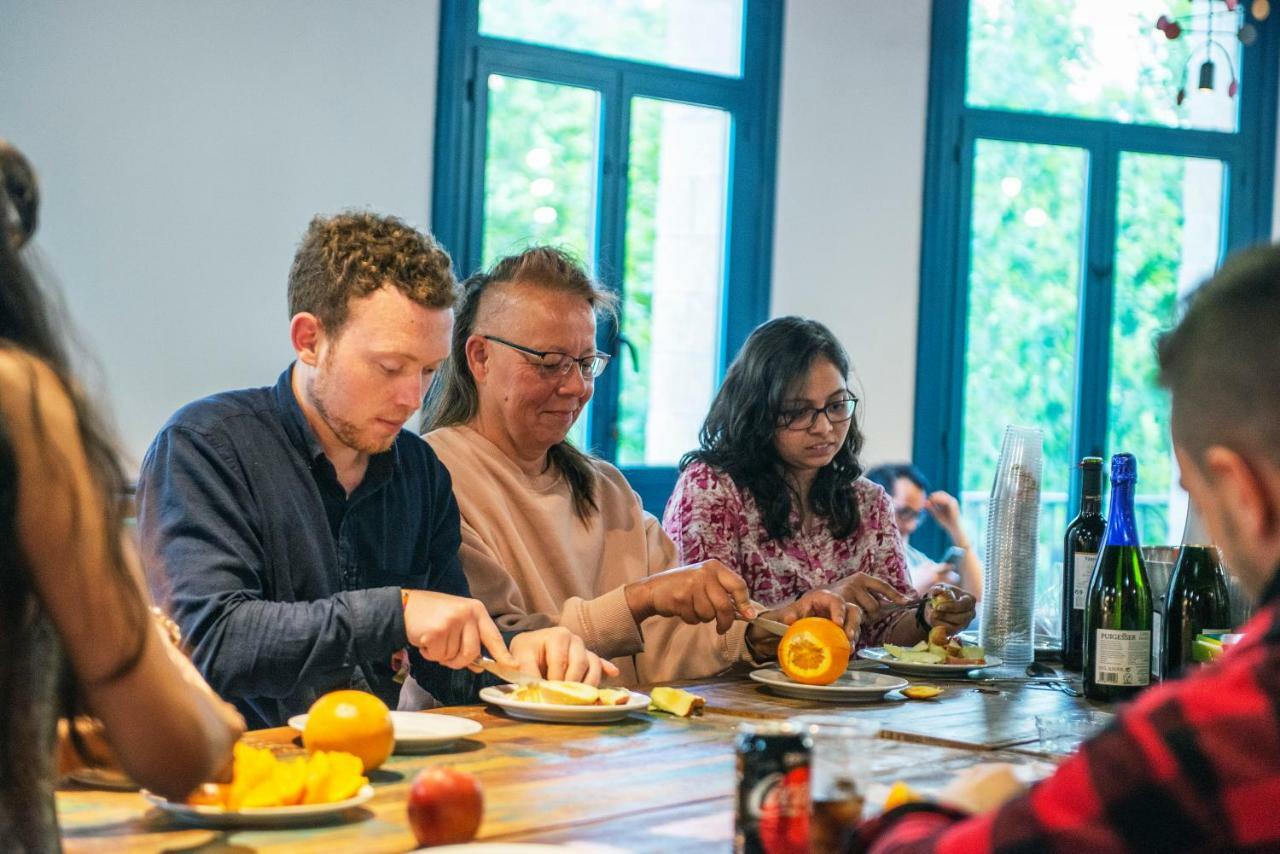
734, 720, 811, 854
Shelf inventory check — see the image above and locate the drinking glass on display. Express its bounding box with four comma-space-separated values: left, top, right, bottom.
793, 715, 881, 852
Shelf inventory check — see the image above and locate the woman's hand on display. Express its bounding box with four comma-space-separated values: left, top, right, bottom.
924, 583, 976, 634
508, 627, 620, 686
746, 590, 861, 660
624, 559, 754, 634
829, 572, 912, 622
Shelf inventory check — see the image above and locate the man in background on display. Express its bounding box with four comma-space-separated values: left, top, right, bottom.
865, 463, 983, 599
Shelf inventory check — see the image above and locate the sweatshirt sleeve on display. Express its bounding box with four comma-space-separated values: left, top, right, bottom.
457, 516, 645, 660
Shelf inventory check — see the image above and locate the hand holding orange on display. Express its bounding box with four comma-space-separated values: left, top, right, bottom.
776, 617, 851, 685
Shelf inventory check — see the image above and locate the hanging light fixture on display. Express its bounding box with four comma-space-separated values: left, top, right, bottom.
1198, 59, 1217, 90
1156, 0, 1267, 105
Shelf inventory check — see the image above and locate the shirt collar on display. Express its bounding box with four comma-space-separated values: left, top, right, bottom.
274, 364, 326, 464
273, 363, 405, 481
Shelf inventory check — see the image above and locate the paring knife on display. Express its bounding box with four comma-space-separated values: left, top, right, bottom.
472, 657, 539, 687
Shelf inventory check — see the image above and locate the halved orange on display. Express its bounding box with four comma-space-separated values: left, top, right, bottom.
776, 617, 851, 685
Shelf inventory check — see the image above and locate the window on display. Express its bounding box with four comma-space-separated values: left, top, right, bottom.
433, 0, 783, 510
918, 0, 1278, 644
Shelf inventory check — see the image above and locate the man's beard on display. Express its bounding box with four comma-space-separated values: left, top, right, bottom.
307, 371, 399, 455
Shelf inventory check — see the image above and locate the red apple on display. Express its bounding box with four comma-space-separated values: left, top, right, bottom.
407, 767, 483, 847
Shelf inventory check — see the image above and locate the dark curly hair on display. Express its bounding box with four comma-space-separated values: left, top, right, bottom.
424, 246, 617, 520
681, 316, 866, 541
287, 211, 457, 334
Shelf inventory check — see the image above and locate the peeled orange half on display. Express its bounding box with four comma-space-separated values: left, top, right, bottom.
302, 690, 394, 772
777, 617, 851, 685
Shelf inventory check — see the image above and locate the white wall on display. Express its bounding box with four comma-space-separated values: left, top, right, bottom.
0, 0, 441, 470
771, 0, 932, 468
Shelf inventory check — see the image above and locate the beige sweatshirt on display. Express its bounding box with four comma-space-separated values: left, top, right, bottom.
425, 424, 750, 686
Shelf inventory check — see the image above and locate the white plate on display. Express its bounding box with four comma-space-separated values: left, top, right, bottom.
288, 711, 482, 752
749, 667, 909, 702
142, 785, 374, 828
857, 648, 1003, 675
478, 684, 650, 723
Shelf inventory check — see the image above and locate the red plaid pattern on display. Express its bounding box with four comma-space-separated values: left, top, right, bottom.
856, 572, 1280, 853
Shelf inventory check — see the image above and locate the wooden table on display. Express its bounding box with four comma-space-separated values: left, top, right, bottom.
58, 668, 1101, 852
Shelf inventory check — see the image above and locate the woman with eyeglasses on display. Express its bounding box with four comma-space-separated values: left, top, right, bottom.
0, 140, 242, 849
424, 249, 856, 686
664, 317, 976, 649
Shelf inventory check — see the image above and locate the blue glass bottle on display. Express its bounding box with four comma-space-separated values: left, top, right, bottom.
1083, 453, 1154, 701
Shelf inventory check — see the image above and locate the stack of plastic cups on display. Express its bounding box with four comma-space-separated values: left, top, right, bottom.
978, 425, 1043, 670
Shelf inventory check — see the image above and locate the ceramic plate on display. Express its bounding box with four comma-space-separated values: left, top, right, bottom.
479, 685, 649, 723
142, 785, 373, 828
288, 711, 482, 752
749, 667, 909, 701
857, 648, 1003, 675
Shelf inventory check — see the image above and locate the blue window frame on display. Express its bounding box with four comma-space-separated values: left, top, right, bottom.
431, 1, 785, 514
914, 0, 1279, 570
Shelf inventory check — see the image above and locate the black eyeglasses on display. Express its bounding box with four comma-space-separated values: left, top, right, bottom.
776, 396, 858, 431
482, 335, 611, 380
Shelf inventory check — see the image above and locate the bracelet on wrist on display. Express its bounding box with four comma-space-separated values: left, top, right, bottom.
915, 598, 930, 632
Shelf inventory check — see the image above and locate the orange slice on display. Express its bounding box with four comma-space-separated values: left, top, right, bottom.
776, 617, 851, 685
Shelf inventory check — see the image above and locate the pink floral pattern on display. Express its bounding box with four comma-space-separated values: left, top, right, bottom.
662, 460, 914, 648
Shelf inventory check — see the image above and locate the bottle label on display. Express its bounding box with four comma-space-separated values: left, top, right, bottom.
1072, 553, 1096, 611
1094, 629, 1151, 686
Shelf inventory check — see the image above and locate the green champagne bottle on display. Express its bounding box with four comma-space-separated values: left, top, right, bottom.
1162, 508, 1231, 680
1083, 453, 1154, 701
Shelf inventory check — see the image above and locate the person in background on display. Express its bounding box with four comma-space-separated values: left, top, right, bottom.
663, 317, 976, 649
137, 214, 613, 729
854, 244, 1280, 852
423, 248, 858, 686
865, 463, 984, 599
0, 140, 242, 849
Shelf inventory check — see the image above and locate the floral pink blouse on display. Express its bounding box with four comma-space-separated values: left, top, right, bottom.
662, 460, 914, 648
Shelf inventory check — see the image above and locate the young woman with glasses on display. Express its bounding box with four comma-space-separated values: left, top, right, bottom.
664, 317, 976, 649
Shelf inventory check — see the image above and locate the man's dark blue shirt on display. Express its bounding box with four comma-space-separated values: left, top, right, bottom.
137, 366, 489, 728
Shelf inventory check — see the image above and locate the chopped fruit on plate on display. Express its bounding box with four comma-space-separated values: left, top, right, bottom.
777, 617, 852, 685
508, 681, 633, 707
901, 685, 943, 700
883, 637, 986, 666
648, 687, 706, 717
186, 743, 366, 809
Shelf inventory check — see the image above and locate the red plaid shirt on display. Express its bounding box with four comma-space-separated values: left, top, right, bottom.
855, 569, 1280, 853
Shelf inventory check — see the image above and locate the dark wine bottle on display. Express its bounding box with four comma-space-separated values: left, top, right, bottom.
1062, 457, 1105, 671
1083, 453, 1154, 701
1162, 508, 1231, 680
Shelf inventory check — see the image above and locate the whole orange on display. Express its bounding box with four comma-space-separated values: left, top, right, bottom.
777, 617, 851, 685
302, 690, 394, 772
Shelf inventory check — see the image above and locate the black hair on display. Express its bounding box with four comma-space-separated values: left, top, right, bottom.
864, 463, 931, 496
681, 316, 866, 540
0, 139, 147, 771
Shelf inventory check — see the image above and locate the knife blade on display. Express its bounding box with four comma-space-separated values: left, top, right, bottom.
472, 657, 539, 687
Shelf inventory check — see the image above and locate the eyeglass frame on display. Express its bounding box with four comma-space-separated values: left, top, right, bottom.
481, 334, 611, 380
776, 395, 859, 431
